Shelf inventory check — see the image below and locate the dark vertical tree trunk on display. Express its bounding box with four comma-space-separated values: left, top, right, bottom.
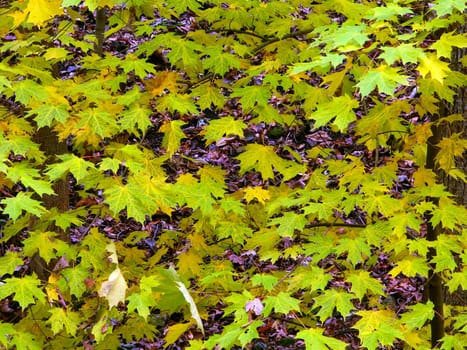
425, 22, 467, 347
95, 7, 106, 57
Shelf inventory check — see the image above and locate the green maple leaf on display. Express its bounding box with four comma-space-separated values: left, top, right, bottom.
400, 302, 434, 330
13, 80, 49, 104
347, 270, 384, 300
0, 192, 46, 221
191, 83, 226, 110
119, 106, 152, 136
0, 275, 45, 309
199, 166, 227, 198
380, 44, 424, 65
310, 95, 358, 131
47, 308, 80, 336
430, 203, 466, 230
0, 322, 16, 346
0, 136, 38, 156
0, 251, 23, 276
313, 289, 355, 321
334, 237, 371, 264
76, 109, 119, 138
104, 180, 149, 223
263, 292, 301, 315
164, 37, 203, 70
296, 328, 347, 350
446, 272, 467, 293
61, 266, 89, 298
127, 292, 157, 320
236, 143, 305, 181
7, 162, 54, 196
288, 266, 332, 292
231, 85, 271, 111
390, 256, 430, 277
46, 154, 96, 182
326, 24, 369, 51
268, 212, 307, 237
367, 3, 412, 21
158, 94, 198, 114
52, 209, 85, 231
432, 32, 467, 58
30, 104, 69, 128
432, 0, 466, 17
251, 274, 278, 292
120, 54, 155, 78
356, 65, 408, 97
202, 47, 242, 76
202, 116, 246, 145
22, 231, 65, 263
353, 310, 404, 349
160, 120, 185, 157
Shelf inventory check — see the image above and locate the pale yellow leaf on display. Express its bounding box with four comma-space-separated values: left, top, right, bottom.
98, 267, 128, 309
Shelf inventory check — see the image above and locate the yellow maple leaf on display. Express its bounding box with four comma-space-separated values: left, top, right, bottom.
243, 186, 271, 204
26, 0, 62, 26
418, 54, 450, 83
145, 71, 180, 96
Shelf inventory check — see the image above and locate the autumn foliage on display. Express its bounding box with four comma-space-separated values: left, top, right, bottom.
0, 0, 466, 349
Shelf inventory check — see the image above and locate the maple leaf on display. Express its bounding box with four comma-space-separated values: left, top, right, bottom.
399, 302, 434, 330
243, 186, 271, 204
61, 266, 89, 298
191, 83, 226, 110
309, 95, 358, 131
76, 109, 119, 138
29, 104, 69, 128
119, 105, 152, 136
313, 289, 355, 321
236, 143, 305, 181
160, 119, 185, 156
389, 256, 430, 278
0, 275, 45, 309
145, 71, 179, 96
98, 267, 128, 309
47, 308, 80, 336
251, 274, 278, 292
0, 192, 46, 221
230, 85, 271, 111
431, 32, 467, 58
22, 231, 65, 263
164, 323, 194, 348
25, 0, 62, 25
432, 0, 466, 17
158, 93, 198, 114
0, 252, 23, 276
353, 310, 404, 349
13, 80, 50, 104
367, 3, 412, 21
127, 292, 158, 320
202, 47, 242, 76
334, 237, 371, 264
46, 154, 96, 183
296, 328, 347, 350
418, 54, 450, 83
120, 54, 155, 78
268, 212, 307, 237
7, 162, 54, 196
356, 65, 408, 97
347, 270, 384, 300
380, 44, 424, 65
263, 292, 301, 315
202, 116, 246, 145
